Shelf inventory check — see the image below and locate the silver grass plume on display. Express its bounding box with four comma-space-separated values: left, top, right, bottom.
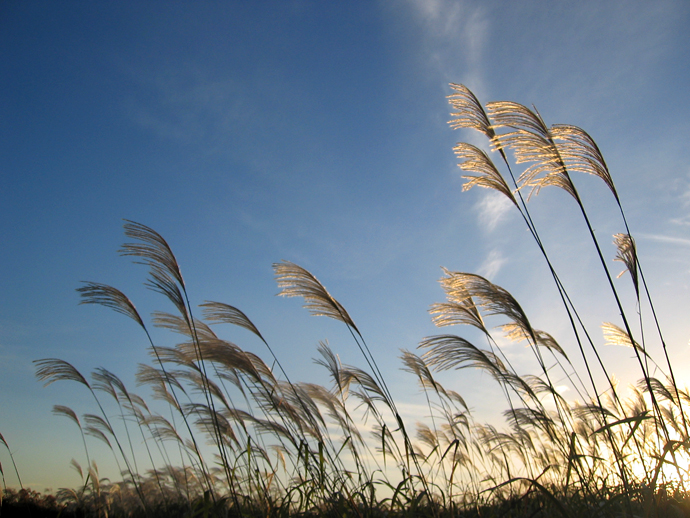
550, 124, 618, 202
315, 341, 351, 400
420, 335, 507, 381
488, 100, 551, 139
149, 345, 198, 369
286, 383, 328, 441
200, 301, 265, 342
429, 300, 486, 333
534, 330, 569, 362
613, 233, 639, 297
491, 101, 668, 453
53, 405, 81, 428
420, 335, 538, 405
572, 403, 617, 427
176, 336, 269, 386
84, 414, 115, 439
36, 360, 147, 504
144, 415, 186, 445
339, 366, 389, 408
35, 358, 90, 389
500, 324, 570, 363
91, 369, 118, 400
301, 382, 362, 442
504, 407, 559, 442
602, 322, 648, 358
522, 375, 568, 410
77, 282, 145, 329
416, 423, 439, 451
91, 369, 149, 483
431, 267, 486, 333
453, 143, 517, 207
450, 86, 626, 450
120, 221, 187, 318
254, 419, 297, 448
400, 350, 443, 394
274, 258, 416, 487
125, 393, 150, 418
439, 270, 535, 343
175, 370, 231, 410
638, 378, 677, 406
69, 459, 83, 480
136, 365, 185, 410
487, 101, 575, 199
273, 260, 358, 332
151, 312, 201, 338
84, 426, 112, 450
202, 299, 334, 462
94, 369, 130, 402
120, 220, 184, 288
401, 349, 471, 411
187, 404, 238, 448
447, 83, 495, 139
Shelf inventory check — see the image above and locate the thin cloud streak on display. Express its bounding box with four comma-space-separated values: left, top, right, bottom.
636, 233, 690, 247
125, 72, 253, 148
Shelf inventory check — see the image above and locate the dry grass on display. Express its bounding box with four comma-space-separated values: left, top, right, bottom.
5, 85, 689, 517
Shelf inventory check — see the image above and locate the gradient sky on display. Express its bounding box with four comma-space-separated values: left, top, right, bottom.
2, 0, 690, 492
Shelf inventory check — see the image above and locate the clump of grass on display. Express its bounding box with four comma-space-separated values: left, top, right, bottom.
30, 85, 690, 517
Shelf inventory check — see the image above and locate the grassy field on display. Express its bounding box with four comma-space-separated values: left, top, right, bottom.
3, 85, 689, 518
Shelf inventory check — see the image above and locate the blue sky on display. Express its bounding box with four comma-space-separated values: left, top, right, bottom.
2, 0, 690, 491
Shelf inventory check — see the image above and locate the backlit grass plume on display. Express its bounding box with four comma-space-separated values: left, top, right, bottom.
25, 86, 690, 518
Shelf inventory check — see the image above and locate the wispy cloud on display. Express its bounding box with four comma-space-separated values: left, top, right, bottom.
670, 217, 690, 226
406, 0, 466, 39
395, 400, 437, 422
124, 68, 258, 153
636, 233, 690, 247
682, 180, 690, 207
402, 0, 489, 85
476, 190, 512, 232
670, 174, 690, 225
477, 248, 505, 280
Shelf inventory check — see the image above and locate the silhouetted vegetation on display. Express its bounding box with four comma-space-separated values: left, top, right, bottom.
6, 85, 689, 517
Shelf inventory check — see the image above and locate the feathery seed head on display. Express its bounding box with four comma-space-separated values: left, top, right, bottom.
77, 282, 145, 329
453, 143, 517, 206
273, 260, 358, 332
34, 358, 90, 389
613, 233, 639, 296
447, 83, 495, 140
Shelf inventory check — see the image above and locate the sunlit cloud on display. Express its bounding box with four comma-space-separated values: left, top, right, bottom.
477, 248, 505, 280
555, 385, 570, 395
476, 190, 512, 232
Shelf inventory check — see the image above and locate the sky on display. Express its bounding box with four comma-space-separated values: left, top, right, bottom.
1, 0, 690, 492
